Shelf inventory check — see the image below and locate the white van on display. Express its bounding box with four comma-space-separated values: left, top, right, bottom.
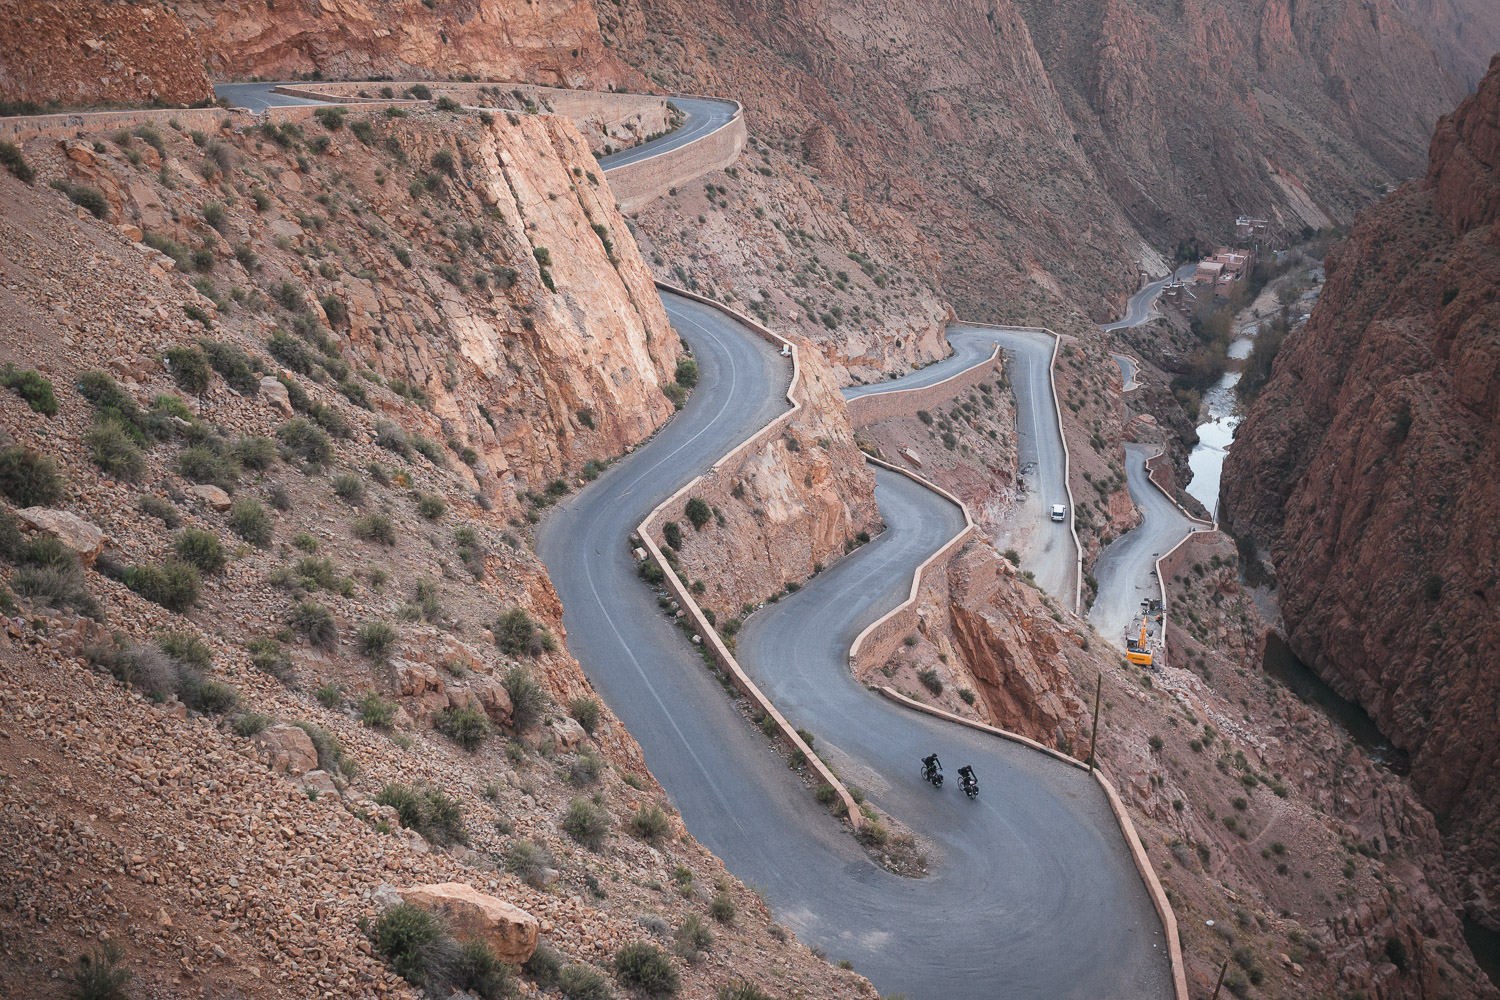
1050, 504, 1067, 522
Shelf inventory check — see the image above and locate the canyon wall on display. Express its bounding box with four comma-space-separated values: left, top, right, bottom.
176, 0, 640, 90
603, 0, 1496, 332
0, 0, 213, 108
1222, 56, 1500, 924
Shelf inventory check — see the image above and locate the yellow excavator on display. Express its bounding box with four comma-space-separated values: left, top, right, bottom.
1126, 614, 1153, 667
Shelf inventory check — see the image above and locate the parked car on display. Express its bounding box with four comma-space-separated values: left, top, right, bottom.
1050, 504, 1067, 522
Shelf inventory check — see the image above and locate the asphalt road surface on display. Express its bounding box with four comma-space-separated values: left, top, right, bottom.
218, 78, 1172, 998
212, 82, 328, 110
1092, 267, 1204, 649
843, 326, 1079, 608
541, 296, 1172, 999
597, 97, 740, 170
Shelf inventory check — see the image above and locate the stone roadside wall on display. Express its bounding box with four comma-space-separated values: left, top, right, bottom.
844, 347, 1001, 428
0, 99, 421, 143
606, 106, 746, 214
637, 282, 864, 830
846, 456, 975, 677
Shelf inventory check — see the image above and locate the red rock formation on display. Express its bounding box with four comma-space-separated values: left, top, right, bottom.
176, 0, 639, 90
0, 1, 213, 108
605, 0, 1494, 327
1222, 56, 1500, 924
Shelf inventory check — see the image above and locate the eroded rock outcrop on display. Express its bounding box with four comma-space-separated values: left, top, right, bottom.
1222, 55, 1500, 924
0, 1, 213, 108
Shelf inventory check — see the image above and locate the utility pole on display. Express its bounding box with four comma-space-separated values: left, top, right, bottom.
1087, 673, 1102, 773
1210, 957, 1229, 999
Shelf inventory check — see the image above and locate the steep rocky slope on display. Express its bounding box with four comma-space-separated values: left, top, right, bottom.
1222, 56, 1500, 926
0, 106, 868, 998
0, 0, 213, 108
177, 0, 639, 90
600, 0, 1494, 333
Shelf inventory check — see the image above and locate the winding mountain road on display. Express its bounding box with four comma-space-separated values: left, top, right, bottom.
1092, 270, 1207, 650
218, 85, 1174, 999
846, 326, 1079, 607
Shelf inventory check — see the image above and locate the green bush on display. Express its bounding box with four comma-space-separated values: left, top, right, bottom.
613, 941, 679, 997
709, 891, 736, 924
357, 620, 398, 661
165, 345, 212, 393
199, 339, 260, 395
436, 705, 491, 751
685, 497, 711, 531
374, 420, 411, 457
181, 674, 239, 714
452, 938, 516, 1000
170, 527, 225, 574
315, 683, 342, 708
415, 492, 446, 520
674, 913, 713, 959
68, 940, 132, 1000
718, 981, 772, 1000
0, 141, 35, 184
233, 712, 272, 737
0, 446, 65, 505
505, 840, 554, 890
557, 963, 611, 1000
13, 557, 97, 617
661, 521, 682, 550
290, 600, 338, 650
234, 435, 277, 470
494, 608, 546, 657
123, 561, 200, 611
674, 357, 698, 388
333, 473, 364, 503
372, 902, 445, 986
230, 498, 273, 547
157, 630, 212, 671
569, 696, 601, 736
358, 691, 397, 728
376, 782, 467, 845
562, 798, 611, 851
917, 669, 943, 695
627, 804, 670, 845
177, 444, 239, 491
1, 365, 57, 415
63, 183, 109, 219
502, 666, 546, 730
277, 418, 332, 466
247, 637, 293, 683
352, 513, 396, 545
87, 417, 146, 480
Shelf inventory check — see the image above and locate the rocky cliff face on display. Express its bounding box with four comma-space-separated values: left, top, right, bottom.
1222, 56, 1500, 925
178, 0, 638, 89
0, 104, 868, 999
602, 0, 1494, 330
0, 0, 213, 108
654, 344, 880, 623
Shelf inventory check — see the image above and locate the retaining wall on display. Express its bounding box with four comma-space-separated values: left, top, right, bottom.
1, 99, 423, 143
607, 107, 746, 214
639, 281, 863, 830
844, 347, 1001, 428
1141, 449, 1219, 669
846, 456, 975, 677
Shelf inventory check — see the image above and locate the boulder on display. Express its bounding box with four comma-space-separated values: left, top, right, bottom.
397, 883, 539, 963
186, 484, 232, 511
550, 715, 587, 751
471, 678, 513, 725
253, 723, 318, 776
15, 507, 106, 567
260, 376, 293, 414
